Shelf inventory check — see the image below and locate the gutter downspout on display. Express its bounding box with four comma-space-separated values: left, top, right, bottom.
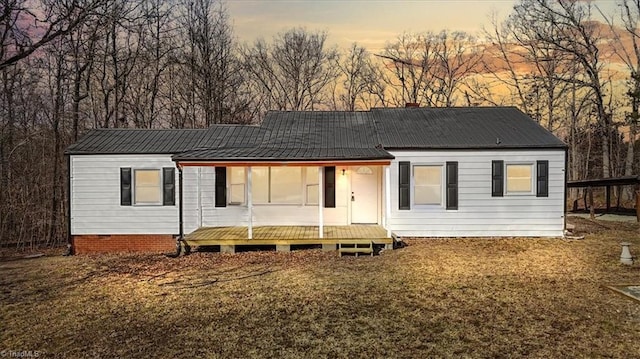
564, 148, 568, 236
176, 164, 185, 256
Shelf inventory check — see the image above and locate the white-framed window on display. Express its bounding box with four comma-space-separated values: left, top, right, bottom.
305, 167, 319, 206
134, 169, 162, 205
252, 167, 270, 204
413, 165, 443, 206
228, 167, 246, 205
271, 167, 303, 204
505, 163, 534, 195
251, 167, 318, 205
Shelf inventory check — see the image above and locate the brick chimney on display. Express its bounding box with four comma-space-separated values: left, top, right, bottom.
405, 102, 419, 108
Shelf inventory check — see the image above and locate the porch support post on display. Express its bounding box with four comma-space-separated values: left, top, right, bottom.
384, 165, 392, 238
247, 166, 253, 240
318, 166, 324, 238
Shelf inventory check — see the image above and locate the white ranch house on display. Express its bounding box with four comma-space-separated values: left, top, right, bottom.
65, 107, 567, 254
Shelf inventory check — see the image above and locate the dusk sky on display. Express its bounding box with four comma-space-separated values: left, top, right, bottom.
227, 0, 513, 50
226, 0, 621, 51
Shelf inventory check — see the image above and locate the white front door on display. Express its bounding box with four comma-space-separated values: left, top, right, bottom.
350, 166, 379, 224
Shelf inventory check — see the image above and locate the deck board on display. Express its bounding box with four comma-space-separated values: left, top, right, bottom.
184, 225, 392, 246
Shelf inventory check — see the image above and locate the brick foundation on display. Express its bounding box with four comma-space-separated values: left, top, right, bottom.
72, 234, 176, 254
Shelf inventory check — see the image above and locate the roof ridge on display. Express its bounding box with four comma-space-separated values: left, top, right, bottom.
207, 124, 262, 128
84, 128, 208, 131
370, 106, 519, 110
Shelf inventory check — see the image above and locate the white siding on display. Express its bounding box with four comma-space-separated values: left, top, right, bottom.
70, 154, 179, 235
71, 151, 563, 238
182, 166, 351, 233
388, 149, 565, 237
183, 166, 248, 232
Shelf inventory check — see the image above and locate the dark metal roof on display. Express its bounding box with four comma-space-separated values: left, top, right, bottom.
67, 107, 566, 160
195, 125, 269, 148
372, 107, 567, 149
65, 129, 207, 154
260, 111, 381, 149
174, 112, 392, 161
65, 126, 269, 155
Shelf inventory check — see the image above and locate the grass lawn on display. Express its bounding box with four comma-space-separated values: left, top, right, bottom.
2, 217, 640, 358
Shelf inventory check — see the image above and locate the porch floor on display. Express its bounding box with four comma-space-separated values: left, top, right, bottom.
184, 225, 392, 246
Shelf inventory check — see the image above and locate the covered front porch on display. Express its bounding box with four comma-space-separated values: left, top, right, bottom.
172, 123, 397, 254
183, 225, 393, 253
176, 159, 395, 251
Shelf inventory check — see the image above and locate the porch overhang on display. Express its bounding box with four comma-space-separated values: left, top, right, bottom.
172, 151, 395, 245
175, 159, 392, 167
170, 146, 395, 165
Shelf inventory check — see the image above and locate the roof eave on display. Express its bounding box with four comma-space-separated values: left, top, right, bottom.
172, 155, 396, 162
65, 151, 180, 155
384, 144, 568, 151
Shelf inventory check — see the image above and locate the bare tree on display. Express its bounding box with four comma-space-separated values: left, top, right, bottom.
40, 40, 68, 245
481, 8, 599, 191
380, 32, 436, 106
89, 0, 146, 128
179, 0, 239, 126
431, 31, 484, 107
476, 13, 533, 109
242, 28, 339, 112
380, 30, 483, 107
606, 0, 639, 192
65, 20, 99, 140
0, 0, 107, 70
333, 43, 384, 111
514, 0, 613, 177
0, 0, 104, 247
125, 0, 178, 128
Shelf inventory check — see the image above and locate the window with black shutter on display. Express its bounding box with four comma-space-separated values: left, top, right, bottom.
536, 160, 549, 197
399, 161, 410, 210
120, 168, 132, 206
491, 160, 504, 197
162, 167, 175, 205
446, 161, 458, 210
324, 166, 336, 208
215, 167, 227, 207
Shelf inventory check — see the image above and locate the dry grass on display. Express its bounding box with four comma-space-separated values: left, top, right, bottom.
1, 217, 640, 358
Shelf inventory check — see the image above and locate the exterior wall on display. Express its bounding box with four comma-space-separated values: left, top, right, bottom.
70, 148, 564, 252
182, 166, 352, 233
388, 149, 566, 237
73, 234, 174, 254
70, 154, 179, 235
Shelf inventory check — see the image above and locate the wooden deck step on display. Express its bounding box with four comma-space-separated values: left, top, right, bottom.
338, 240, 374, 257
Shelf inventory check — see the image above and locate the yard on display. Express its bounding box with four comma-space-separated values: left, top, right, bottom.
1, 217, 640, 358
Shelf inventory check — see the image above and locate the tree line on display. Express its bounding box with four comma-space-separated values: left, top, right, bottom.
1, 0, 638, 248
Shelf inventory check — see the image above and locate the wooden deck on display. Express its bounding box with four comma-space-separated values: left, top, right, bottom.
184, 225, 392, 246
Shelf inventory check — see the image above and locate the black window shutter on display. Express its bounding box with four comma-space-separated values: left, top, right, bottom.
215, 167, 227, 207
399, 161, 410, 210
120, 168, 132, 206
446, 161, 458, 210
536, 160, 549, 197
492, 160, 504, 197
162, 167, 175, 205
324, 166, 336, 208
